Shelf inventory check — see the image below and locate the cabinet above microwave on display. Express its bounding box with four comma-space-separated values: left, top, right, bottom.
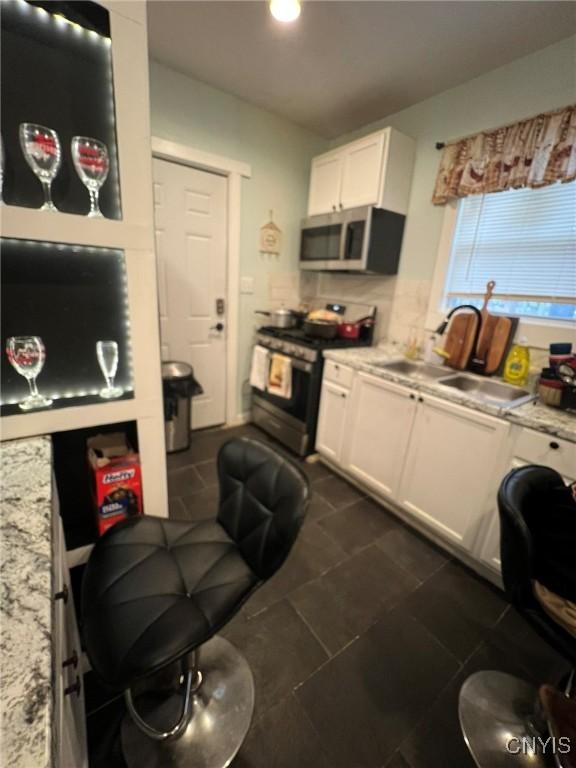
307, 127, 416, 218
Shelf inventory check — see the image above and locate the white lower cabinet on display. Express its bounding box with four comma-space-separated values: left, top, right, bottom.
316, 380, 350, 463
397, 395, 509, 549
345, 373, 417, 498
479, 429, 576, 574
315, 364, 575, 581
53, 512, 88, 768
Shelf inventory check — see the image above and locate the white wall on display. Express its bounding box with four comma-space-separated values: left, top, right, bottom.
316, 35, 576, 348
148, 61, 326, 420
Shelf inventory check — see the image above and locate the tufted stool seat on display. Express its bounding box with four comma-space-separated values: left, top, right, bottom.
82, 437, 310, 768
82, 517, 259, 689
458, 466, 576, 768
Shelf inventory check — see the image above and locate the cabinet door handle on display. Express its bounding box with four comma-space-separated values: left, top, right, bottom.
549, 441, 560, 450
418, 396, 424, 403
64, 676, 82, 698
340, 393, 347, 399
339, 203, 343, 209
334, 364, 340, 371
54, 584, 69, 604
332, 205, 336, 212
62, 650, 79, 669
409, 394, 415, 400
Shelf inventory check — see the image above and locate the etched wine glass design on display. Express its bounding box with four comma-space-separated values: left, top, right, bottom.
96, 340, 123, 399
19, 123, 61, 211
6, 336, 53, 410
71, 137, 109, 218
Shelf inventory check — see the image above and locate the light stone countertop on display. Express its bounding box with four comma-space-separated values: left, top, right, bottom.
323, 344, 576, 444
0, 436, 53, 768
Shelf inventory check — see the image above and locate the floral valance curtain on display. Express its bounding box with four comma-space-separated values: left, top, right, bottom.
432, 104, 576, 205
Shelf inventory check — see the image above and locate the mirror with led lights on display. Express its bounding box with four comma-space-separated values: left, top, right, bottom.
0, 0, 122, 218
1, 238, 134, 415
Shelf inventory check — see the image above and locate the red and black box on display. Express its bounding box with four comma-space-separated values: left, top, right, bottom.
87, 433, 143, 536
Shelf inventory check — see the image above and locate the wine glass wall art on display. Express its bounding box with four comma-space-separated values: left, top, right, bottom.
19, 123, 61, 212
71, 136, 110, 218
6, 335, 53, 410
96, 340, 123, 399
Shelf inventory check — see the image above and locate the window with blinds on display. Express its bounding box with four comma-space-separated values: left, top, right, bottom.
444, 181, 576, 321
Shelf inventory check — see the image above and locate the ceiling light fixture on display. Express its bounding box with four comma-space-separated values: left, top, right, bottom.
269, 0, 301, 23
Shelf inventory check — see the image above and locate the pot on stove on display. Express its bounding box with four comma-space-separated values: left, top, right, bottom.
337, 316, 375, 340
255, 308, 305, 329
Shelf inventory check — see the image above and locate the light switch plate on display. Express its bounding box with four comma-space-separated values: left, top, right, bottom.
240, 276, 254, 294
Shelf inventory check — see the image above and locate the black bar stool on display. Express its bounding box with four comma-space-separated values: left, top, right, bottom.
82, 437, 310, 768
459, 465, 576, 767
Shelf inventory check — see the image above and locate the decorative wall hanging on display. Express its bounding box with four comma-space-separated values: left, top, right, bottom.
260, 210, 282, 255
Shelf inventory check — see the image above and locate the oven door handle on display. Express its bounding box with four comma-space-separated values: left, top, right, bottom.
290, 358, 313, 373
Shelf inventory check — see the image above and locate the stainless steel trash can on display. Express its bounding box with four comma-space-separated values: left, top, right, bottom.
162, 362, 203, 453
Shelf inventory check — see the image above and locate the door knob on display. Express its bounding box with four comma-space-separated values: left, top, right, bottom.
210, 323, 224, 332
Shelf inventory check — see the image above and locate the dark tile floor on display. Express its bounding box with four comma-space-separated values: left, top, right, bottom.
86, 423, 568, 768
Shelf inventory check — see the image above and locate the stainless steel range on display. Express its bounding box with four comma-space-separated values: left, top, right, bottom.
251, 304, 376, 456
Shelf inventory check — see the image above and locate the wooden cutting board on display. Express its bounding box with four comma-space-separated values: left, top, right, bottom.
475, 281, 497, 364
444, 312, 479, 370
485, 317, 519, 375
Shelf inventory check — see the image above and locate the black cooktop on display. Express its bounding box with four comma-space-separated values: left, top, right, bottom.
258, 326, 373, 350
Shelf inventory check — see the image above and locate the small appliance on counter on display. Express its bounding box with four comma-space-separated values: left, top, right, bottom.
250, 301, 376, 455
538, 344, 576, 412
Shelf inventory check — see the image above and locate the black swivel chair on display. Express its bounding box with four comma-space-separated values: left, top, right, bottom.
459, 465, 576, 768
82, 437, 310, 768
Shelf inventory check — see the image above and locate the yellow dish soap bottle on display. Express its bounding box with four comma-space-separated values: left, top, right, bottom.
503, 336, 530, 386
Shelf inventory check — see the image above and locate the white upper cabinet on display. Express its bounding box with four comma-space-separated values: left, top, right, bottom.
340, 132, 386, 210
346, 374, 417, 498
307, 128, 415, 217
308, 154, 343, 215
397, 395, 510, 550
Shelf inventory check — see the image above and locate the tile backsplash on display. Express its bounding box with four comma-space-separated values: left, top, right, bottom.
299, 272, 432, 346
268, 272, 301, 309
300, 272, 396, 339
268, 271, 560, 374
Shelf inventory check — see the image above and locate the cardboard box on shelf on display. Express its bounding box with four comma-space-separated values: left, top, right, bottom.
87, 433, 143, 536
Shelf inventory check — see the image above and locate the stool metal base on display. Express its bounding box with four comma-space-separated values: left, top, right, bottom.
121, 636, 255, 768
459, 671, 552, 768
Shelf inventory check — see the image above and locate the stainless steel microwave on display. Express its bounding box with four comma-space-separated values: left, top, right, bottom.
299, 205, 406, 274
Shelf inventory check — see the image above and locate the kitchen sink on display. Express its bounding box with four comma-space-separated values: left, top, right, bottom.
375, 360, 449, 380
439, 375, 535, 408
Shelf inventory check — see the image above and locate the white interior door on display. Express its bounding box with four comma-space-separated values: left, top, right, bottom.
153, 158, 228, 430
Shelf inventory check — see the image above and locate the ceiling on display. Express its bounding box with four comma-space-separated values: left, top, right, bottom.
147, 1, 576, 138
